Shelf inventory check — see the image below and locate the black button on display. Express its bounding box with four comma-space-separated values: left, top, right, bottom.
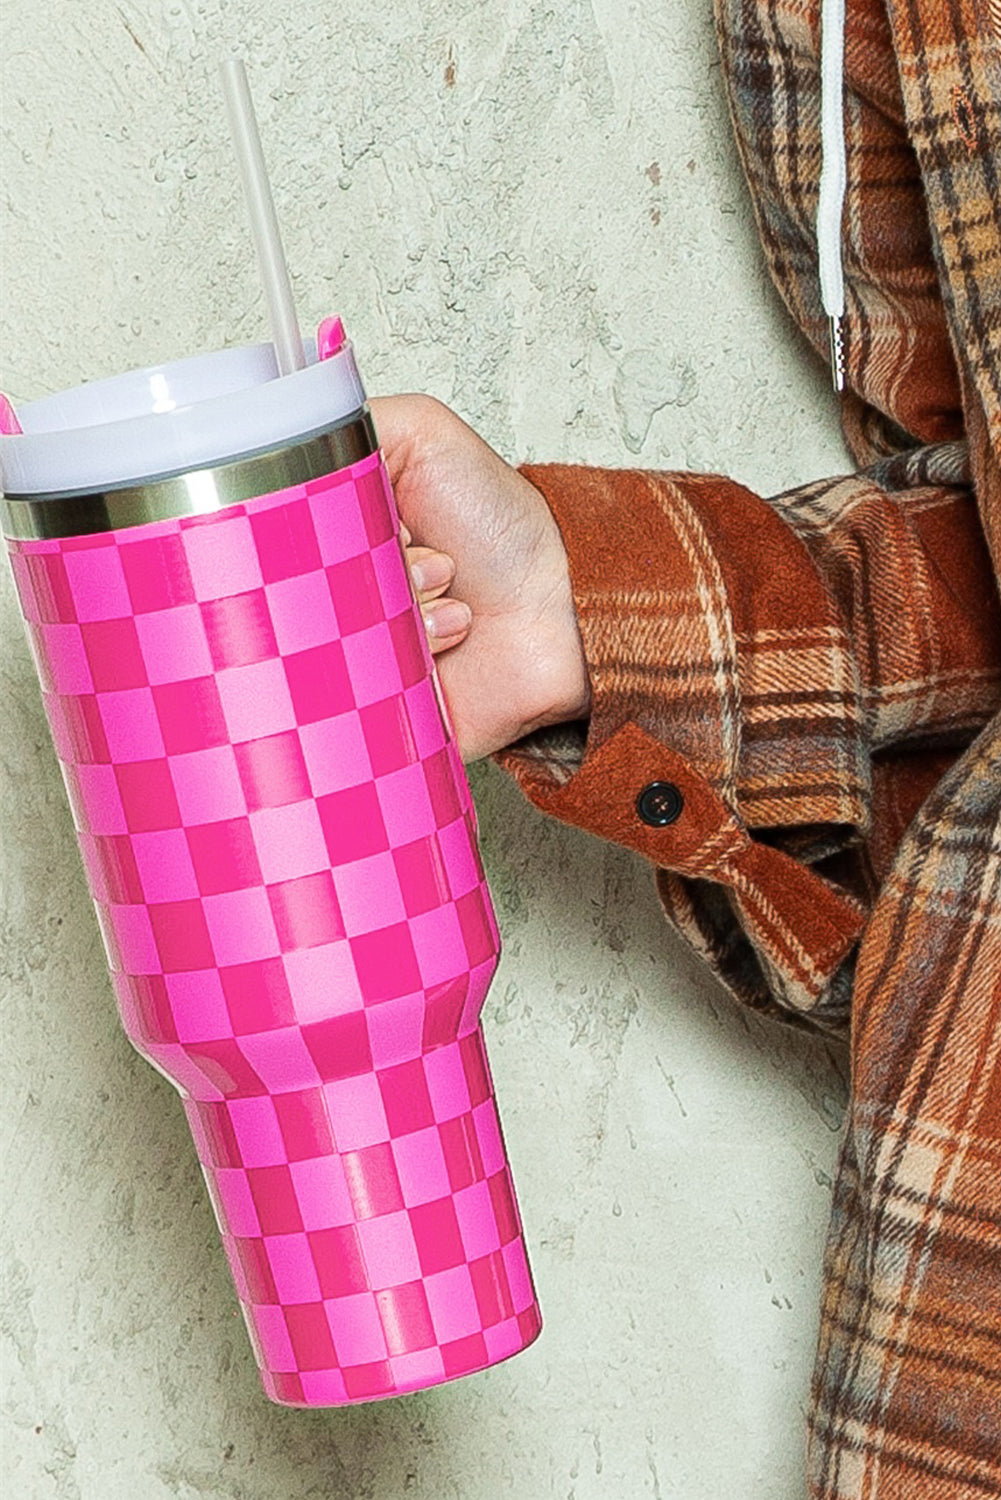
636, 781, 684, 827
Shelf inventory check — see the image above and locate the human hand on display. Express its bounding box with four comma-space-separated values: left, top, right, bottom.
370, 394, 590, 762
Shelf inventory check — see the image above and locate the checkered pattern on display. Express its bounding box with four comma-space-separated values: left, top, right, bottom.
6, 450, 540, 1404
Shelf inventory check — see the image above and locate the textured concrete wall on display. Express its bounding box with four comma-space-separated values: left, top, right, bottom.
1, 1, 851, 1496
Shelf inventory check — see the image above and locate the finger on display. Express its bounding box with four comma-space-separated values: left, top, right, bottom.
422, 597, 472, 651
408, 546, 455, 601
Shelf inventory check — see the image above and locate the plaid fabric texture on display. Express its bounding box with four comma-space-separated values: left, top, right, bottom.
499, 0, 1001, 1491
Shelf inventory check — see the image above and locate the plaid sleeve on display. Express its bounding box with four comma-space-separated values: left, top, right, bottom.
496, 452, 1001, 1035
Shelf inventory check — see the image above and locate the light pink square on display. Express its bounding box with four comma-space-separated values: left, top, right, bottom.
385, 1347, 445, 1391
297, 714, 372, 796
289, 1155, 355, 1230
405, 682, 450, 760
283, 942, 360, 1024
370, 537, 414, 620
249, 1304, 298, 1371
216, 658, 297, 742
183, 514, 263, 600
355, 1212, 422, 1291
323, 1073, 389, 1151
73, 763, 127, 834
238, 1027, 323, 1093
249, 802, 328, 885
452, 1179, 498, 1261
340, 623, 404, 709
106, 904, 159, 974
97, 687, 165, 763
392, 1126, 452, 1208
309, 476, 370, 565
437, 818, 482, 900
226, 1095, 287, 1167
266, 1233, 323, 1304
483, 1317, 522, 1364
202, 886, 280, 966
473, 1101, 506, 1178
170, 745, 247, 825
37, 622, 94, 694
364, 993, 425, 1070
424, 1043, 473, 1122
333, 851, 407, 936
265, 570, 339, 656
408, 904, 467, 989
147, 1040, 226, 1100
131, 829, 199, 902
375, 763, 438, 847
503, 1238, 535, 1313
135, 605, 214, 684
423, 1265, 480, 1344
326, 1292, 388, 1364
212, 1167, 262, 1236
62, 544, 132, 621
164, 969, 233, 1042
298, 1368, 348, 1403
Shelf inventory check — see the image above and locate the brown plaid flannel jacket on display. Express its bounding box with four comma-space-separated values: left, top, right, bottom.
499, 0, 1001, 1493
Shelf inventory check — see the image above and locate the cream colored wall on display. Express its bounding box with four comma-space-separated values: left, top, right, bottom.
0, 2, 851, 1496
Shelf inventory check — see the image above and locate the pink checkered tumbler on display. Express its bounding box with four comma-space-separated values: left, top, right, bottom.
0, 330, 541, 1406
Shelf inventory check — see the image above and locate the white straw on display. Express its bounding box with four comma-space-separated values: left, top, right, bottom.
220, 56, 306, 376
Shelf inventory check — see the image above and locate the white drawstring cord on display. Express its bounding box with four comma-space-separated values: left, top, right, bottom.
817, 0, 847, 391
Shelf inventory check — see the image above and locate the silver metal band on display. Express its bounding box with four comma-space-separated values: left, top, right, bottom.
1, 409, 378, 541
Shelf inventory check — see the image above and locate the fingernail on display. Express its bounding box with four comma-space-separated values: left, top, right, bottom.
425, 599, 472, 638
412, 553, 454, 594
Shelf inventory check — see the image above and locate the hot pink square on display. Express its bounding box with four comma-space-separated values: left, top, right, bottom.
186, 1098, 243, 1167
149, 898, 216, 972
439, 1112, 484, 1193
341, 1140, 404, 1220
98, 687, 166, 763
91, 833, 144, 905
201, 589, 278, 670
333, 851, 407, 936
282, 942, 360, 1025
392, 835, 451, 918
273, 1088, 335, 1162
120, 531, 196, 613
441, 1332, 489, 1378
182, 513, 263, 600
323, 1073, 389, 1151
234, 729, 311, 811
114, 759, 181, 832
301, 1010, 373, 1082
152, 676, 228, 755
307, 1224, 368, 1298
358, 464, 397, 548
423, 1265, 480, 1344
469, 1250, 514, 1329
170, 745, 246, 826
46, 693, 109, 766
340, 623, 404, 708
63, 544, 132, 621
283, 1303, 337, 1371
267, 1233, 323, 1304
186, 817, 262, 896
249, 496, 321, 584
459, 1030, 492, 1109
374, 1281, 437, 1357
489, 1169, 521, 1247
131, 828, 199, 902
265, 570, 338, 656
392, 1126, 452, 1208
422, 746, 463, 829
456, 888, 499, 969
219, 957, 296, 1035
234, 1235, 279, 1304
164, 968, 233, 1042
297, 714, 371, 796
224, 1096, 287, 1167
289, 1156, 354, 1230
388, 611, 431, 691
410, 1197, 466, 1276
350, 923, 422, 1002
269, 870, 345, 950
216, 657, 297, 742
246, 1164, 304, 1235
249, 801, 328, 885
326, 1291, 388, 1364
81, 618, 148, 691
378, 1058, 435, 1138
342, 1361, 395, 1400
359, 695, 418, 778
202, 886, 280, 967
421, 973, 469, 1049
365, 992, 425, 1071
326, 552, 384, 637
355, 1213, 422, 1291
284, 640, 354, 726
18, 549, 77, 623
317, 782, 389, 865
135, 604, 214, 685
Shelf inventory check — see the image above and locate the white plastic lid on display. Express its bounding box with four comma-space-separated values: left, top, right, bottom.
0, 337, 367, 498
